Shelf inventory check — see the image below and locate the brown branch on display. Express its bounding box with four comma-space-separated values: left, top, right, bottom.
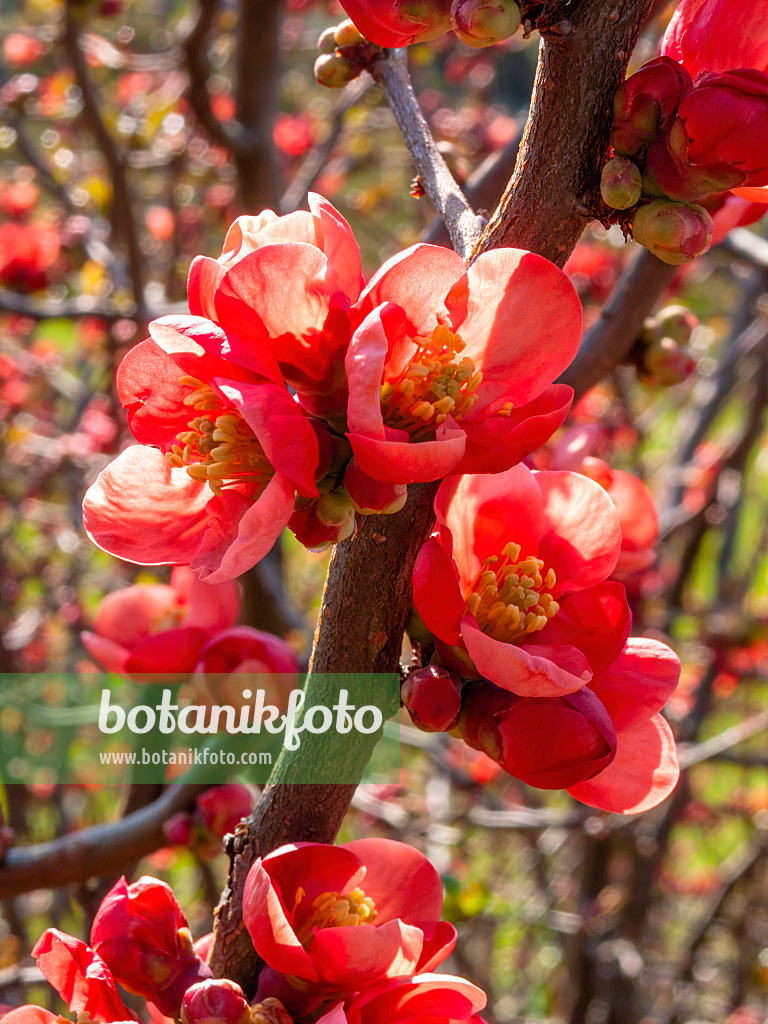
0, 784, 207, 898
62, 1, 145, 315
371, 49, 486, 262
474, 0, 655, 268
182, 0, 240, 155
560, 247, 677, 401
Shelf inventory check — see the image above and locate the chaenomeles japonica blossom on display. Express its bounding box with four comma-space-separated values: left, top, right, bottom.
410, 465, 680, 814
83, 195, 580, 581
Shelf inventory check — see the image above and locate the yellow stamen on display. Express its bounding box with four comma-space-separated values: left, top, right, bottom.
294, 887, 377, 945
464, 545, 559, 644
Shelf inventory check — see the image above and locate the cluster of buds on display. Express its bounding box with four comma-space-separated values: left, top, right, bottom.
633, 304, 698, 387
603, 44, 768, 263
314, 19, 377, 89
335, 0, 521, 52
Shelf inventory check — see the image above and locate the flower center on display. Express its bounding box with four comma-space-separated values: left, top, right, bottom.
293, 886, 377, 944
465, 542, 560, 644
165, 376, 273, 498
380, 324, 501, 441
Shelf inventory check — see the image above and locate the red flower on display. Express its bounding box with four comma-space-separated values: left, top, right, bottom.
243, 840, 456, 996
458, 638, 680, 812
82, 317, 324, 582
580, 457, 659, 578
345, 246, 579, 484
192, 625, 299, 710
645, 70, 768, 201
187, 193, 363, 424
81, 566, 239, 676
343, 974, 487, 1024
413, 464, 626, 696
0, 223, 60, 292
32, 930, 136, 1023
661, 0, 768, 78
338, 0, 452, 47
90, 876, 212, 1018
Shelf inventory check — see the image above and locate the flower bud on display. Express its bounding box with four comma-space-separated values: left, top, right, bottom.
314, 52, 358, 89
181, 980, 252, 1024
334, 19, 367, 47
344, 458, 407, 515
643, 303, 697, 346
600, 157, 642, 210
611, 57, 692, 158
638, 336, 697, 387
164, 811, 194, 846
401, 665, 462, 732
457, 679, 515, 755
631, 199, 713, 264
90, 876, 212, 1017
251, 998, 293, 1024
450, 0, 521, 47
317, 27, 338, 53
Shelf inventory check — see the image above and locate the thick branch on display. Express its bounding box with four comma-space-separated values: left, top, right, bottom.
371, 50, 485, 262
0, 784, 206, 898
475, 0, 655, 267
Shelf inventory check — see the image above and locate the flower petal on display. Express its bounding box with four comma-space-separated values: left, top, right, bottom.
348, 429, 466, 484
342, 838, 444, 925
534, 470, 621, 596
459, 249, 582, 407
116, 339, 196, 447
308, 919, 423, 990
191, 475, 296, 583
83, 447, 212, 566
412, 538, 465, 646
461, 616, 592, 696
589, 637, 681, 730
308, 193, 363, 301
567, 714, 679, 813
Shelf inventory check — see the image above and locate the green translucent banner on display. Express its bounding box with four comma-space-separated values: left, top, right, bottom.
0, 673, 401, 785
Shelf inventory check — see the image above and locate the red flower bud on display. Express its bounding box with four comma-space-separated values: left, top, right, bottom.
449, 0, 521, 47
600, 157, 642, 210
91, 877, 212, 1018
611, 57, 692, 158
181, 980, 252, 1024
638, 336, 697, 388
251, 999, 293, 1024
401, 665, 462, 732
493, 687, 617, 788
631, 199, 713, 264
338, 0, 453, 47
645, 70, 768, 202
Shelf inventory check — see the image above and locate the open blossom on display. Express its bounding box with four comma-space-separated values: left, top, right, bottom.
82, 316, 325, 583
81, 566, 239, 676
91, 876, 212, 1018
413, 464, 627, 695
345, 246, 580, 483
32, 929, 137, 1023
243, 840, 456, 997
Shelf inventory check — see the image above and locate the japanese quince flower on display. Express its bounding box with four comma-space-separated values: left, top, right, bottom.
90, 876, 212, 1018
191, 625, 299, 711
81, 566, 239, 677
342, 974, 487, 1024
413, 464, 627, 694
345, 246, 580, 484
337, 1, 452, 47
187, 192, 364, 425
242, 839, 456, 997
82, 316, 324, 583
31, 929, 137, 1023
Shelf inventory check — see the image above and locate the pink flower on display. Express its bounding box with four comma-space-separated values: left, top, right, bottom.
345, 246, 580, 484
82, 317, 325, 583
81, 566, 239, 677
458, 638, 680, 812
32, 930, 137, 1023
413, 465, 626, 696
243, 840, 456, 997
90, 877, 212, 1018
661, 0, 768, 78
187, 193, 363, 424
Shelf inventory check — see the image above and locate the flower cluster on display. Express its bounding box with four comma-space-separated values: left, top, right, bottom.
83, 194, 580, 582
407, 465, 679, 813
602, 0, 768, 263
10, 842, 486, 1024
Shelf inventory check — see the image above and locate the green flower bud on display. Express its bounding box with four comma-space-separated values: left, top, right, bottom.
631, 199, 713, 265
333, 19, 367, 47
600, 157, 643, 210
314, 51, 358, 89
450, 0, 521, 47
